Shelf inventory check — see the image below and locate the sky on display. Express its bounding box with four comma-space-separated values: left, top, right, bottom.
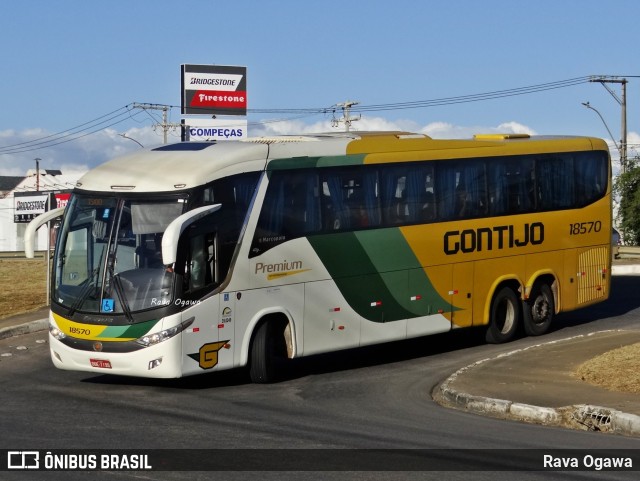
1, 0, 640, 177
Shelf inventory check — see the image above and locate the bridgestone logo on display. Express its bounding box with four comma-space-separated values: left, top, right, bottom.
190, 78, 237, 86
16, 200, 46, 211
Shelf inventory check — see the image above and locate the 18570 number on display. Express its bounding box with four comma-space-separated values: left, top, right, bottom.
569, 221, 602, 235
69, 326, 91, 336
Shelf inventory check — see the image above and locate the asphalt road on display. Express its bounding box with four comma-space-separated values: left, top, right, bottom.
1, 276, 640, 481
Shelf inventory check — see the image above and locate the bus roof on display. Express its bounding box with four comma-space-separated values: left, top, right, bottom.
74, 132, 608, 193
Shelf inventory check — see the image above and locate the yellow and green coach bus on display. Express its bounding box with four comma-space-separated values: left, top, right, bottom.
26, 131, 612, 382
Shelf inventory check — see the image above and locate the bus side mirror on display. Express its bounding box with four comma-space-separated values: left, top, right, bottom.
161, 204, 221, 266
24, 207, 66, 258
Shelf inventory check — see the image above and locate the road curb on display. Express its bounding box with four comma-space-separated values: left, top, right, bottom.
435, 332, 640, 437
0, 319, 48, 341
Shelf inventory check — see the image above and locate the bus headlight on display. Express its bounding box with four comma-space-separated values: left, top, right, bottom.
136, 326, 179, 347
135, 317, 194, 347
49, 322, 66, 341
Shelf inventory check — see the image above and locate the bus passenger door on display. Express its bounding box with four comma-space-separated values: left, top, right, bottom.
178, 226, 233, 375
180, 295, 224, 376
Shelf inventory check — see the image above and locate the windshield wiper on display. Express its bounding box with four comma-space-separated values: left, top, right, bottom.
67, 246, 106, 316
111, 274, 134, 324
67, 267, 100, 317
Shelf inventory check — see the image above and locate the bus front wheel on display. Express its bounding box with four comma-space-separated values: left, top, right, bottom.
249, 319, 287, 383
486, 286, 520, 344
523, 283, 554, 336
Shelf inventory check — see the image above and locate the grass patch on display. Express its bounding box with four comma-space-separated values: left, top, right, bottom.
0, 258, 48, 319
575, 343, 640, 394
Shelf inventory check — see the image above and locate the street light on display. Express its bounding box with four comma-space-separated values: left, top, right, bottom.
582, 101, 626, 241
118, 133, 144, 148
581, 102, 622, 159
588, 77, 628, 174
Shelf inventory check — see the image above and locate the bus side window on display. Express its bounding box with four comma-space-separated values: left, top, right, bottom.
575, 152, 607, 206
536, 155, 574, 210
379, 163, 434, 225
486, 157, 534, 215
320, 168, 380, 231
188, 234, 205, 291
184, 232, 218, 293
252, 170, 321, 255
281, 172, 321, 236
176, 211, 220, 298
421, 191, 435, 221
457, 163, 486, 218
435, 162, 458, 221
322, 171, 352, 230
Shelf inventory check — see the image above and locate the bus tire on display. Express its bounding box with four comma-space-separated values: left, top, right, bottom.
486, 286, 520, 344
249, 320, 286, 384
523, 283, 554, 336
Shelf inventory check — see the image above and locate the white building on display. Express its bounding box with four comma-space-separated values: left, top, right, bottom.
0, 169, 81, 252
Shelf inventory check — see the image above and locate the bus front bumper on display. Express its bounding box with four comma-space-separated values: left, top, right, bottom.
49, 333, 184, 379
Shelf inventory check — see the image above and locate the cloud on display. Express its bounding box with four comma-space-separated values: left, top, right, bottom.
251, 116, 540, 139
0, 126, 165, 176
1, 118, 630, 177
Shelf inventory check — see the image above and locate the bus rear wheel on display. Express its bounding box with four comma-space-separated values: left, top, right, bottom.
486, 286, 520, 344
523, 283, 554, 336
249, 319, 287, 383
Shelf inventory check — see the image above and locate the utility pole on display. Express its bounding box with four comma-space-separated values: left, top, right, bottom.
131, 102, 181, 144
332, 100, 361, 132
34, 157, 40, 191
589, 76, 628, 173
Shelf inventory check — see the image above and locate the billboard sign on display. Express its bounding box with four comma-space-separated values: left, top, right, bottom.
181, 64, 247, 116
183, 118, 247, 141
54, 192, 71, 209
14, 193, 48, 223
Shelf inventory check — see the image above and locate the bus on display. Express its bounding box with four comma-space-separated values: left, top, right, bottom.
25, 131, 612, 383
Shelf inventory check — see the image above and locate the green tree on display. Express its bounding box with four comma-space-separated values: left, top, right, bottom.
614, 157, 640, 245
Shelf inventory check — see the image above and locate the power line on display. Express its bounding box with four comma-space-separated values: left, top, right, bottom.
78, 77, 599, 118
0, 105, 144, 155
249, 76, 595, 114
0, 76, 627, 155
350, 77, 593, 112
0, 105, 134, 152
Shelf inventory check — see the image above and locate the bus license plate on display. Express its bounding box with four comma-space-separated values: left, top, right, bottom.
90, 359, 112, 369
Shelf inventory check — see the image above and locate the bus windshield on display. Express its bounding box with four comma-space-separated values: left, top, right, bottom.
53, 195, 186, 315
